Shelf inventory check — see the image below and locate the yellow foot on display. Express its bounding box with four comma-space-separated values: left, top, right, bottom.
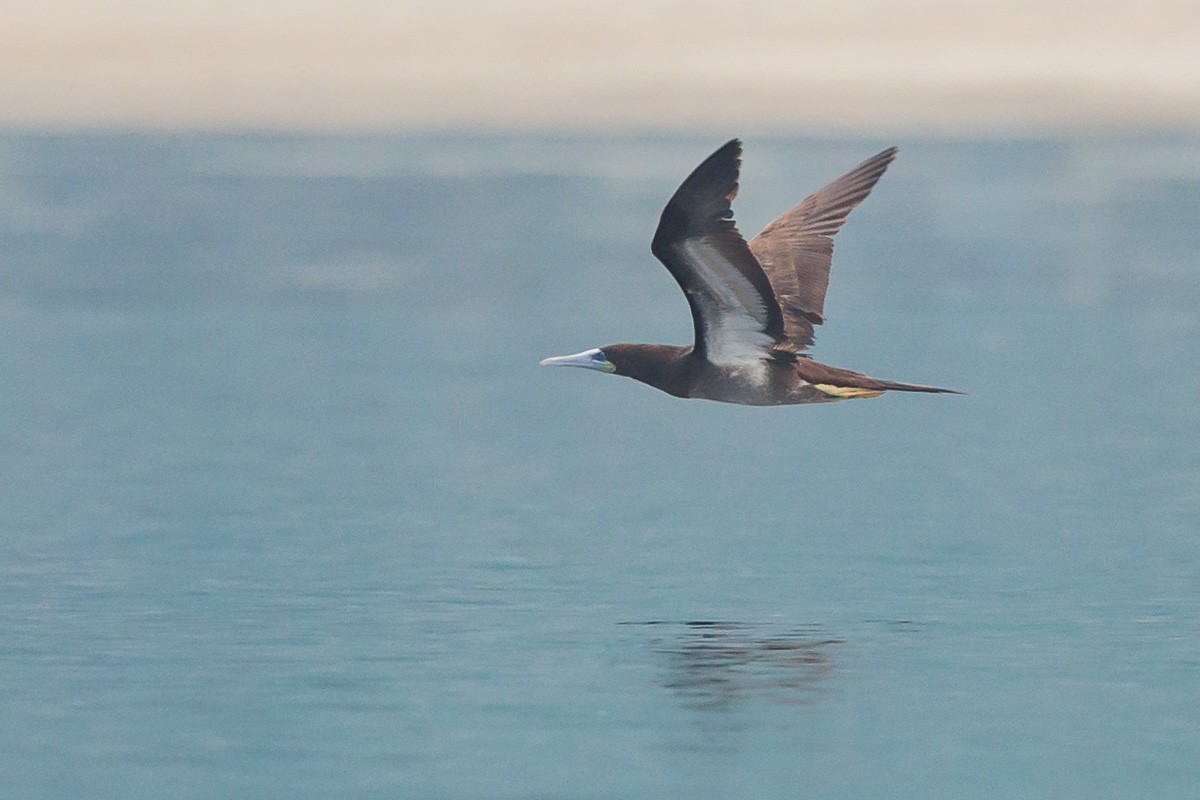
814, 384, 885, 399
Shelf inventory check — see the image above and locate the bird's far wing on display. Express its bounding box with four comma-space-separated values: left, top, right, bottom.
650, 139, 788, 366
748, 147, 897, 351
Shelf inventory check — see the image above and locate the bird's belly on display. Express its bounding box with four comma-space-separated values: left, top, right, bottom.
689, 364, 837, 405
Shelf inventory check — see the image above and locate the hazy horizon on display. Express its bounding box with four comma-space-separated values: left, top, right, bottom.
4, 0, 1199, 134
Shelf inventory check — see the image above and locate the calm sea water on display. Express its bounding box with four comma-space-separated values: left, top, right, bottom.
1, 132, 1198, 798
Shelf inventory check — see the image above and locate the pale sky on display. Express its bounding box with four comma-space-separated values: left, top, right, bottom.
3, 0, 1199, 132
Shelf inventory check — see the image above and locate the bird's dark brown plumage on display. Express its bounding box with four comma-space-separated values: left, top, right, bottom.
750, 146, 897, 351
540, 139, 959, 405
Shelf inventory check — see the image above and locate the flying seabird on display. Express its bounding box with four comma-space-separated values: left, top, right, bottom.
540, 139, 959, 405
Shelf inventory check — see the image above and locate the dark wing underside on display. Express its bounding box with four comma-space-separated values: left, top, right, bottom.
748, 147, 897, 351
650, 139, 789, 366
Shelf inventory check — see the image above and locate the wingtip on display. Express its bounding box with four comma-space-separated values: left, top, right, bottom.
719, 138, 743, 163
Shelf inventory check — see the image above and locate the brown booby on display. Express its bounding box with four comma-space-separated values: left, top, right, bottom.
540, 140, 959, 405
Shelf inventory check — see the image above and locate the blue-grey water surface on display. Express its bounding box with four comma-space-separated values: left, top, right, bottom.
1, 132, 1198, 798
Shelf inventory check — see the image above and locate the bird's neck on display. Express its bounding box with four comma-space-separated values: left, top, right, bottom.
610, 344, 697, 397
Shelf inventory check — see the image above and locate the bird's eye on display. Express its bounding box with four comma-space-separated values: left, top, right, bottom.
592, 351, 606, 361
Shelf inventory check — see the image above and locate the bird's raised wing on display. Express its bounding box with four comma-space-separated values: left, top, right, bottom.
650, 139, 788, 366
749, 147, 897, 351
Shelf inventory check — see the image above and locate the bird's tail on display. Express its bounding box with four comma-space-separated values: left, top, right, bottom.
813, 378, 962, 399
875, 379, 963, 395
800, 359, 962, 399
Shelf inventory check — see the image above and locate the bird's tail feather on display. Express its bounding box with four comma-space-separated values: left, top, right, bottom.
876, 380, 963, 394
813, 379, 961, 398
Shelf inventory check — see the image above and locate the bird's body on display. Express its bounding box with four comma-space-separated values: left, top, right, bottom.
599, 342, 950, 405
541, 139, 959, 404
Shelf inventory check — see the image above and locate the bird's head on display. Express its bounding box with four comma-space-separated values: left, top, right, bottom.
539, 344, 691, 396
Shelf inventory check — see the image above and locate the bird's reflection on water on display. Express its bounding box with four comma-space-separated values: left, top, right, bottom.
623, 621, 842, 712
